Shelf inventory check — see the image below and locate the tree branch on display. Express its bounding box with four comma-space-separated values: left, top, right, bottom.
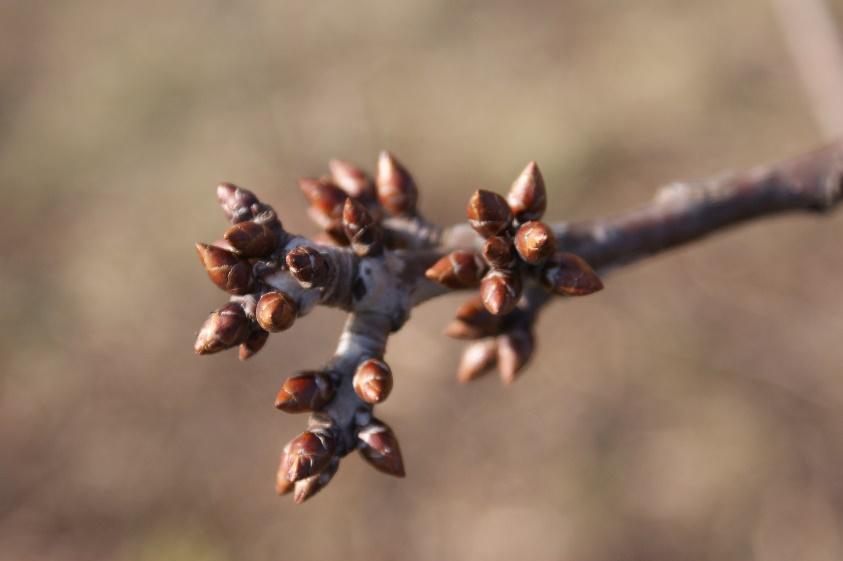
192, 140, 843, 503
552, 140, 843, 270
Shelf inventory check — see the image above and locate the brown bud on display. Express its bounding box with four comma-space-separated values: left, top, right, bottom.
457, 339, 498, 383
293, 457, 339, 504
467, 189, 513, 238
497, 329, 534, 384
217, 182, 258, 223
275, 372, 335, 413
194, 303, 248, 354
507, 161, 547, 222
342, 198, 383, 256
425, 250, 487, 289
239, 329, 269, 360
480, 270, 522, 315
299, 177, 348, 228
514, 221, 556, 264
256, 291, 298, 332
283, 428, 337, 482
482, 236, 516, 269
195, 243, 254, 295
358, 420, 405, 477
376, 151, 418, 216
353, 358, 393, 404
224, 221, 277, 258
444, 296, 502, 339
542, 252, 603, 296
285, 246, 330, 288
276, 444, 294, 496
330, 159, 375, 200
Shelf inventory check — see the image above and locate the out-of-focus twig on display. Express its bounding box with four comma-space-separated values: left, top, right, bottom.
772, 0, 843, 138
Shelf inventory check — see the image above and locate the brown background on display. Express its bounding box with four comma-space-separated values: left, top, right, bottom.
2, 1, 843, 559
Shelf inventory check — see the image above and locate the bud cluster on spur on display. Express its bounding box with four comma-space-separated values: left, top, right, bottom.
194, 153, 419, 504
192, 152, 602, 504
425, 162, 603, 384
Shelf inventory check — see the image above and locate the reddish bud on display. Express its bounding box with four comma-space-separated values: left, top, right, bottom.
330, 159, 375, 200
376, 151, 418, 216
294, 457, 339, 504
444, 296, 502, 339
195, 243, 254, 295
194, 303, 249, 354
482, 236, 516, 269
217, 182, 258, 223
353, 358, 393, 404
239, 329, 269, 360
256, 291, 298, 332
507, 161, 547, 222
497, 329, 534, 384
542, 253, 603, 296
467, 189, 513, 238
514, 221, 556, 264
282, 428, 337, 482
224, 221, 277, 258
285, 246, 330, 288
358, 420, 405, 477
342, 198, 383, 256
299, 177, 348, 228
425, 250, 487, 289
275, 372, 335, 413
457, 339, 498, 383
480, 270, 522, 315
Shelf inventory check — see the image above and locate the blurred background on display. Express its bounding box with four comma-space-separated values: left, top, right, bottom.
2, 0, 843, 559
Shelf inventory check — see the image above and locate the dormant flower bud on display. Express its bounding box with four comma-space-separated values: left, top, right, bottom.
376, 151, 418, 216
482, 235, 516, 269
282, 428, 337, 483
217, 182, 258, 223
479, 270, 522, 315
507, 161, 547, 222
223, 220, 278, 258
274, 372, 335, 413
285, 246, 330, 289
256, 291, 298, 332
353, 358, 393, 404
514, 220, 556, 264
342, 198, 383, 256
194, 303, 249, 355
457, 339, 498, 383
497, 329, 534, 384
542, 252, 603, 296
195, 243, 254, 295
467, 189, 513, 238
299, 177, 348, 229
425, 250, 487, 289
358, 420, 405, 477
239, 328, 269, 360
330, 159, 375, 201
293, 456, 339, 504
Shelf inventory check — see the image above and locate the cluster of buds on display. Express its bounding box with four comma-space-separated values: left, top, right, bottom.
193, 154, 420, 503
271, 357, 401, 503
426, 162, 603, 384
194, 182, 289, 360
193, 152, 601, 502
299, 152, 419, 250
